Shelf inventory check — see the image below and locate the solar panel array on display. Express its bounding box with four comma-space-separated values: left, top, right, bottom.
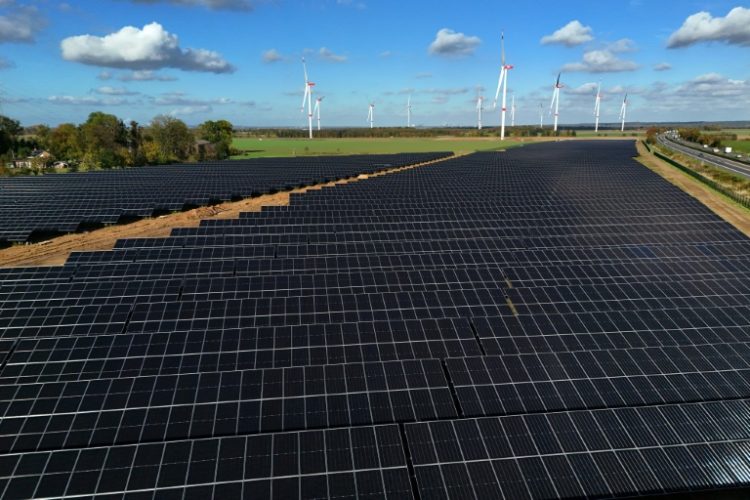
2, 140, 750, 499
0, 153, 449, 244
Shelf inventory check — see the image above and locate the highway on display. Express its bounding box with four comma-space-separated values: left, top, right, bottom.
657, 135, 750, 180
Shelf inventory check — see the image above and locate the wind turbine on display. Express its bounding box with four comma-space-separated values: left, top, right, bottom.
476, 91, 484, 130
510, 93, 516, 127
549, 73, 563, 132
493, 32, 513, 140
367, 103, 375, 129
594, 82, 602, 133
314, 96, 324, 131
301, 58, 315, 139
539, 103, 544, 128
407, 95, 412, 128
619, 94, 628, 132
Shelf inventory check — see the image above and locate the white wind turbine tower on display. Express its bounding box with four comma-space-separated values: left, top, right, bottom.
493, 32, 513, 140
476, 91, 484, 130
510, 93, 516, 127
594, 82, 602, 133
367, 103, 375, 129
301, 58, 315, 139
407, 95, 412, 128
314, 96, 324, 131
619, 94, 628, 132
539, 103, 544, 128
549, 73, 563, 132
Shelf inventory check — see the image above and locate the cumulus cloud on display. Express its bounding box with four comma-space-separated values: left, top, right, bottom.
318, 47, 347, 63
541, 20, 593, 47
668, 7, 750, 48
61, 22, 235, 73
129, 0, 254, 10
262, 49, 283, 63
119, 70, 177, 81
428, 28, 481, 57
654, 62, 671, 72
0, 3, 46, 43
94, 86, 139, 96
562, 49, 638, 73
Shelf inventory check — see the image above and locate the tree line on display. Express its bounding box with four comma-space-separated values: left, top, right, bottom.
676, 128, 737, 149
1, 112, 236, 175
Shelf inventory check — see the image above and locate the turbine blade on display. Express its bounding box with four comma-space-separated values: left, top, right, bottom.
501, 31, 505, 67
493, 69, 504, 108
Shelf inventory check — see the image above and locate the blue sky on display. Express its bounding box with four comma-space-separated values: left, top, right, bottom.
1, 0, 749, 127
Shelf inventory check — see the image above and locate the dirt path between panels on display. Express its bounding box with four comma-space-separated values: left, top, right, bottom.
635, 141, 750, 238
0, 155, 458, 268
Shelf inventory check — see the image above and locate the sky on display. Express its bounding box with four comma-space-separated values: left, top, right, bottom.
0, 0, 749, 127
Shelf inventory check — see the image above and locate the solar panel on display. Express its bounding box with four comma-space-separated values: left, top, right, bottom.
3, 141, 750, 498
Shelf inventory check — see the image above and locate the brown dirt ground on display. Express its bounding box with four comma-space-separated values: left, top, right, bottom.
0, 156, 453, 268
3, 142, 747, 268
635, 141, 750, 238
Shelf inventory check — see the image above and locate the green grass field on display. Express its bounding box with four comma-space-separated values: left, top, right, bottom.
231, 137, 523, 159
724, 140, 750, 154
574, 130, 644, 138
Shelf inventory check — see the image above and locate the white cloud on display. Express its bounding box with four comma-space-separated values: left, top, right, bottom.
48, 95, 132, 106
61, 22, 235, 73
428, 28, 481, 57
638, 73, 750, 116
654, 62, 671, 72
95, 86, 139, 96
97, 71, 113, 80
0, 3, 45, 43
668, 7, 750, 48
607, 38, 636, 53
129, 0, 254, 10
169, 104, 213, 116
119, 70, 177, 81
565, 82, 600, 95
262, 49, 283, 63
562, 49, 638, 73
415, 72, 432, 79
540, 20, 593, 47
318, 47, 347, 63
153, 92, 254, 107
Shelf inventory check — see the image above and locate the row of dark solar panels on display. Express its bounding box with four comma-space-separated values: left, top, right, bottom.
0, 152, 449, 244
3, 142, 750, 498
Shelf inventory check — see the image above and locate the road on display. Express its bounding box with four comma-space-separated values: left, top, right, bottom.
657, 135, 750, 180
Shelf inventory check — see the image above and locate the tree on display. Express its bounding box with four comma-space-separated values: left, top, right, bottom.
127, 121, 146, 166
645, 127, 659, 145
199, 119, 234, 160
80, 112, 128, 168
0, 115, 22, 156
47, 124, 83, 162
148, 115, 194, 163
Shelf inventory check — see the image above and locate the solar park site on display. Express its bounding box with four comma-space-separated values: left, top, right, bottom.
3, 140, 750, 499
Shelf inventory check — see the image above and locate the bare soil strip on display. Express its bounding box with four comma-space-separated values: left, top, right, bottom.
635, 141, 750, 238
0, 155, 454, 268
